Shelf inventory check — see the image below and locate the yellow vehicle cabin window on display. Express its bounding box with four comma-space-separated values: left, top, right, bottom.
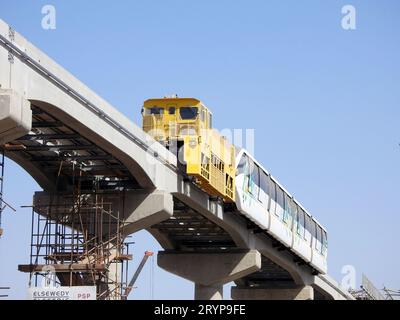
146, 107, 164, 115
168, 107, 175, 115
180, 107, 198, 120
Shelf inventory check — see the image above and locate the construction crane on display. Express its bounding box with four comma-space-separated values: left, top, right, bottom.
123, 251, 154, 299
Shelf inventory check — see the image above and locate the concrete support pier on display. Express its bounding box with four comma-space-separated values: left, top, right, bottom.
158, 250, 262, 300
231, 285, 314, 300
195, 284, 223, 300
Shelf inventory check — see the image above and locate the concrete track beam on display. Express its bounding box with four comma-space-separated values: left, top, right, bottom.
158, 250, 262, 300
231, 285, 314, 300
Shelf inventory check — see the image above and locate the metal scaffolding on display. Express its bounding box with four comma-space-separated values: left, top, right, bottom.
0, 149, 4, 237
0, 287, 10, 299
382, 287, 400, 300
19, 191, 133, 300
0, 149, 16, 239
349, 274, 400, 300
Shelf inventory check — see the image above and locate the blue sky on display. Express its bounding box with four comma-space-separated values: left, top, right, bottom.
0, 0, 399, 299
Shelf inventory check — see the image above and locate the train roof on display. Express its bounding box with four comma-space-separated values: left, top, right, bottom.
144, 97, 203, 106
236, 148, 327, 233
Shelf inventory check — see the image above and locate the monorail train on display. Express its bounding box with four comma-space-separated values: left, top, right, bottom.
142, 96, 328, 274
235, 149, 328, 274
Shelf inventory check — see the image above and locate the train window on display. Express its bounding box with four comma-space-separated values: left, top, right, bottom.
304, 215, 313, 243
315, 225, 322, 252
260, 169, 269, 200
200, 110, 206, 122
147, 107, 164, 115
180, 107, 198, 120
168, 107, 175, 115
269, 180, 277, 215
259, 171, 269, 194
283, 194, 291, 225
291, 202, 297, 232
298, 208, 305, 237
276, 187, 284, 219
322, 230, 328, 255
248, 159, 260, 197
314, 225, 318, 249
237, 154, 248, 176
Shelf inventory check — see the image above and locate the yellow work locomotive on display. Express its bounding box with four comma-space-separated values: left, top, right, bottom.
142, 96, 235, 202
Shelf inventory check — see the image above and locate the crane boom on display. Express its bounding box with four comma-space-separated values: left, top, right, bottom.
124, 251, 154, 299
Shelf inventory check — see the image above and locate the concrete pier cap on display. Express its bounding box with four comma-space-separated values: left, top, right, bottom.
0, 89, 32, 144
157, 250, 262, 300
33, 189, 174, 237
231, 286, 314, 300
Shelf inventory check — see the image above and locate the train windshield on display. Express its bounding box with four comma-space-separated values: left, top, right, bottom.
180, 107, 198, 120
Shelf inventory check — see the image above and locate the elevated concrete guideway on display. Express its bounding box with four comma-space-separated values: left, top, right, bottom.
0, 19, 353, 300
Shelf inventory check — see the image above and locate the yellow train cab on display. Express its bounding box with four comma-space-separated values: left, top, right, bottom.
142, 96, 235, 202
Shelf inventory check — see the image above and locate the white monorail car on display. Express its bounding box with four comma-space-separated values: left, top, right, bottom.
234, 149, 328, 274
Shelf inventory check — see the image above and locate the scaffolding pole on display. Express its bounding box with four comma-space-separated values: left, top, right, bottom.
0, 149, 4, 237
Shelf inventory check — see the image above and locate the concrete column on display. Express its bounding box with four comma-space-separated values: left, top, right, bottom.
0, 89, 32, 144
158, 250, 261, 300
231, 285, 314, 300
195, 284, 223, 300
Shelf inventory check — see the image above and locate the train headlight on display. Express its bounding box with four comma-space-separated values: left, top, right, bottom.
189, 139, 197, 148
179, 126, 197, 136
